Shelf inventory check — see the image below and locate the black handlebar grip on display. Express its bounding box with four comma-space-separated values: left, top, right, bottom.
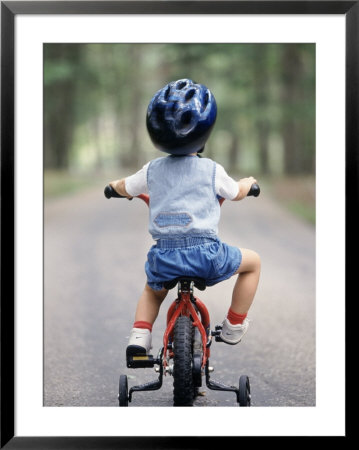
247, 183, 260, 197
104, 185, 124, 199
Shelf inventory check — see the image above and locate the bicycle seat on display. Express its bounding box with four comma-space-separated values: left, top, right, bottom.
163, 277, 207, 291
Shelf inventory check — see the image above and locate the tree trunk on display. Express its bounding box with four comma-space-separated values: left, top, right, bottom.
258, 121, 270, 175
228, 134, 239, 171
123, 45, 143, 169
281, 45, 303, 175
44, 45, 81, 170
253, 45, 270, 175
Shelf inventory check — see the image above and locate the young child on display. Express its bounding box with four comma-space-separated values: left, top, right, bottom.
109, 79, 261, 358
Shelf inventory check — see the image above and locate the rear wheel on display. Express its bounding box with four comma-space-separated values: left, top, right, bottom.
238, 375, 251, 406
118, 374, 129, 406
172, 316, 194, 406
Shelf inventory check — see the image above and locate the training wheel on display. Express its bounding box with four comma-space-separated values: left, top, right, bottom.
118, 374, 129, 407
238, 375, 251, 406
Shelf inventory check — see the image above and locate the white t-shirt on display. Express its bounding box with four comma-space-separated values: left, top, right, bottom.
125, 160, 239, 200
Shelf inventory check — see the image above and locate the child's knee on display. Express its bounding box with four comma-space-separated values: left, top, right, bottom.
251, 250, 261, 270
239, 248, 261, 273
145, 283, 168, 301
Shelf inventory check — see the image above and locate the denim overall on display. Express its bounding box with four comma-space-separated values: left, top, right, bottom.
145, 155, 241, 290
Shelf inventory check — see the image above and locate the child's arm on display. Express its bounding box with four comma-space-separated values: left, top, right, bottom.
109, 163, 149, 199
109, 178, 133, 198
233, 177, 257, 201
215, 163, 257, 202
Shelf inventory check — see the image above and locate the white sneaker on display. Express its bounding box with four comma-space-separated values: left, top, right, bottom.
126, 328, 152, 356
219, 318, 250, 345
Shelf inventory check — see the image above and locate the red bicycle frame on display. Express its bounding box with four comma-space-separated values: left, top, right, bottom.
164, 290, 211, 369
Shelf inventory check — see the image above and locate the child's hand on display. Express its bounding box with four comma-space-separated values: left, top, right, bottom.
235, 177, 257, 201
109, 179, 133, 199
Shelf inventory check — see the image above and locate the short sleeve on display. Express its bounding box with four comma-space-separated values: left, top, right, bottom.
215, 163, 239, 200
125, 162, 150, 196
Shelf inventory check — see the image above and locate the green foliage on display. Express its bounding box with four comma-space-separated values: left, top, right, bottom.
287, 201, 316, 225
264, 174, 316, 224
44, 43, 315, 176
44, 170, 95, 198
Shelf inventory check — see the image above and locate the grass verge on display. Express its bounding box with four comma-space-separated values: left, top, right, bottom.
263, 175, 315, 225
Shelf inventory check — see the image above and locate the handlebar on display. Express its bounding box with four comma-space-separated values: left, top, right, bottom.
247, 183, 260, 197
104, 183, 260, 200
104, 185, 125, 199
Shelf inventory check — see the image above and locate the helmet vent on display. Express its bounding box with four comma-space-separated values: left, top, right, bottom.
185, 89, 196, 101
176, 80, 187, 90
181, 110, 192, 125
203, 92, 209, 109
164, 85, 171, 101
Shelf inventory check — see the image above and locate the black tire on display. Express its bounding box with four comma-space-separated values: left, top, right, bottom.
193, 386, 200, 398
172, 316, 194, 406
238, 375, 251, 406
119, 374, 129, 406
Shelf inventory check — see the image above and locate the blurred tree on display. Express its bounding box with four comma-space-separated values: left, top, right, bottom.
280, 44, 315, 174
252, 45, 271, 175
44, 44, 81, 169
121, 45, 144, 168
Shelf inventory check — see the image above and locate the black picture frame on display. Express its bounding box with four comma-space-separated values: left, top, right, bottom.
1, 1, 354, 447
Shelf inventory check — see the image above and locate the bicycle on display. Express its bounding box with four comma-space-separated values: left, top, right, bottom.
104, 182, 260, 407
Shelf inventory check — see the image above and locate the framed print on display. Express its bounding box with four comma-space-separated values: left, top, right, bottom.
1, 1, 355, 447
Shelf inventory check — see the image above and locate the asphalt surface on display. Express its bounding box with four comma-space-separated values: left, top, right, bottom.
44, 185, 315, 407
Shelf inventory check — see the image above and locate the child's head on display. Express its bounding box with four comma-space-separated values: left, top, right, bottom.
146, 79, 217, 156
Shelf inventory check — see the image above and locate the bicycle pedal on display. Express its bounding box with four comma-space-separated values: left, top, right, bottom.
127, 355, 155, 369
211, 325, 222, 336
211, 326, 225, 342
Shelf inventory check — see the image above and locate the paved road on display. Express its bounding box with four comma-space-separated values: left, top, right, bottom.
44, 185, 315, 407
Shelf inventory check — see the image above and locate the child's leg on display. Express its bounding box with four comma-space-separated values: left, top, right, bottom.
134, 283, 168, 326
230, 248, 261, 316
127, 284, 168, 356
220, 248, 260, 345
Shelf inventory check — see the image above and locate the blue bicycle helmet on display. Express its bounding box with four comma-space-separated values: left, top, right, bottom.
146, 79, 217, 155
